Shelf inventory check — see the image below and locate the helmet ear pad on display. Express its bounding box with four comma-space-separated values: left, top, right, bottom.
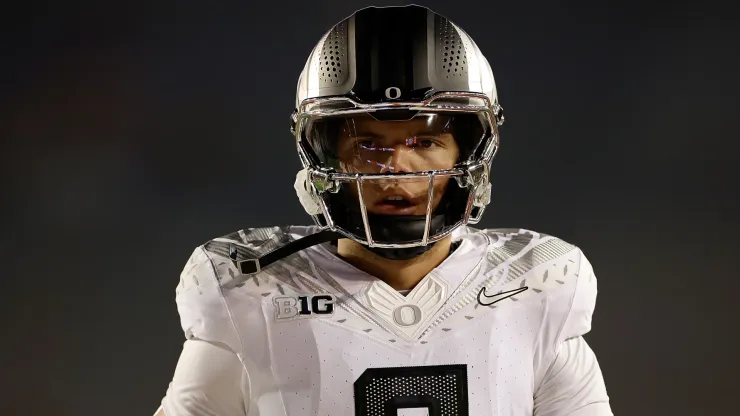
323, 179, 472, 260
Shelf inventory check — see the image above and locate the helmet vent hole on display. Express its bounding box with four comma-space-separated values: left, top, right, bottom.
436, 16, 468, 79
315, 21, 348, 86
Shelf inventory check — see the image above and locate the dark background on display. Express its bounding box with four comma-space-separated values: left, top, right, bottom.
3, 0, 739, 415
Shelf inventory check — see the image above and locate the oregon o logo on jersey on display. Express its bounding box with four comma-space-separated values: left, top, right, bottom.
392, 304, 422, 326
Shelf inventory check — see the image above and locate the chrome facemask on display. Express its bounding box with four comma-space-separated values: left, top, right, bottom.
293, 92, 503, 252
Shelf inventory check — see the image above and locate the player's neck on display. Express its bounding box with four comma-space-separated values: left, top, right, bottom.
336, 237, 453, 292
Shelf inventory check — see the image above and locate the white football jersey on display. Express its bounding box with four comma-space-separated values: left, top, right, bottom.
160, 226, 612, 416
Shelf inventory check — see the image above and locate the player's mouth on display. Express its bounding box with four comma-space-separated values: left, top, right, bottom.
372, 194, 424, 215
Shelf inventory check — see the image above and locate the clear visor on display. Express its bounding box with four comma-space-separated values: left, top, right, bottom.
302, 110, 487, 173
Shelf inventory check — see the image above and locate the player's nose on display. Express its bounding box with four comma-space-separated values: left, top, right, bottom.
381, 146, 418, 173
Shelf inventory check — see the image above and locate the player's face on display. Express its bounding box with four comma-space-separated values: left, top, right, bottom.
336, 115, 460, 216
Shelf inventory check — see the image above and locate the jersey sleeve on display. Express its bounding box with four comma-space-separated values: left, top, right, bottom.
161, 246, 248, 416
533, 248, 613, 416
161, 340, 248, 416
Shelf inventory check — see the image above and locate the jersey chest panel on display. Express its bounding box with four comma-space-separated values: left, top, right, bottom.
239, 295, 541, 416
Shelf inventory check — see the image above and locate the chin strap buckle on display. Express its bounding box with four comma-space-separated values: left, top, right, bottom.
237, 259, 261, 275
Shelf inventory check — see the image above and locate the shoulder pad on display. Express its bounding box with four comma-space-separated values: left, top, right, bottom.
175, 246, 240, 349
475, 227, 581, 301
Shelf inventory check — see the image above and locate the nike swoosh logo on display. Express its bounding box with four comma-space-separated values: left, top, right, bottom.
477, 286, 529, 306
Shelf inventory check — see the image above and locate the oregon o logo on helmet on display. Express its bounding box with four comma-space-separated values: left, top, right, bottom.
384, 86, 402, 100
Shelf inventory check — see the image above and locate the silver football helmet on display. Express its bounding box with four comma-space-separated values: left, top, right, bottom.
292, 5, 504, 260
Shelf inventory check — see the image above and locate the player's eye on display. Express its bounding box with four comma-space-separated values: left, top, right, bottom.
406, 137, 437, 149
418, 139, 434, 148
356, 139, 376, 149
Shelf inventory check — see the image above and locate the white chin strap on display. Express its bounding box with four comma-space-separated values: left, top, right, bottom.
294, 169, 324, 216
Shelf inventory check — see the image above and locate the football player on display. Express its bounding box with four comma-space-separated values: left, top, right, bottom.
155, 5, 612, 416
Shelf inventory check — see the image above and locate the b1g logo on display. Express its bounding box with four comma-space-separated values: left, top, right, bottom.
273, 294, 335, 321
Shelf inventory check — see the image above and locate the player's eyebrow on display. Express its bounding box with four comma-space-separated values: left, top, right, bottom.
351, 132, 382, 139
413, 131, 443, 137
